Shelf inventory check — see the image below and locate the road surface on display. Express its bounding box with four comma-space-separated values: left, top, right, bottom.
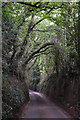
20, 91, 72, 118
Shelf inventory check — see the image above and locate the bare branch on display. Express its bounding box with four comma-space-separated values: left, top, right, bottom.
28, 58, 37, 70
31, 17, 45, 31
33, 51, 51, 58
15, 14, 34, 60
17, 2, 52, 9
31, 7, 55, 31
40, 46, 50, 53
33, 28, 59, 32
24, 42, 55, 65
17, 2, 41, 8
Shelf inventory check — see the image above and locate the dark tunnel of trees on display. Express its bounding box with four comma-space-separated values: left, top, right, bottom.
2, 1, 80, 119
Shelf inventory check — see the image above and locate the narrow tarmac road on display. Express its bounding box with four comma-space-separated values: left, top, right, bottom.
20, 91, 72, 118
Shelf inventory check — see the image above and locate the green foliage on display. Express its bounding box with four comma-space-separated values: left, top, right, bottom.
29, 64, 40, 91
2, 74, 29, 119
2, 2, 80, 118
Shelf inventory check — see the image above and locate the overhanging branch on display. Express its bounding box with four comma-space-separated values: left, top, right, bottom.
33, 28, 59, 32
27, 58, 37, 70
24, 42, 55, 65
17, 2, 41, 8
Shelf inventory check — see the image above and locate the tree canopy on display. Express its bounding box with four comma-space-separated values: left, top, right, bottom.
2, 2, 80, 76
2, 2, 80, 119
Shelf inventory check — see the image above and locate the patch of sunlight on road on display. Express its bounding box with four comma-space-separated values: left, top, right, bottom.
32, 91, 44, 98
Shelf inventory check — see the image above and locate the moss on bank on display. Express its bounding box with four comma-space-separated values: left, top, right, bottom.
2, 74, 29, 119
